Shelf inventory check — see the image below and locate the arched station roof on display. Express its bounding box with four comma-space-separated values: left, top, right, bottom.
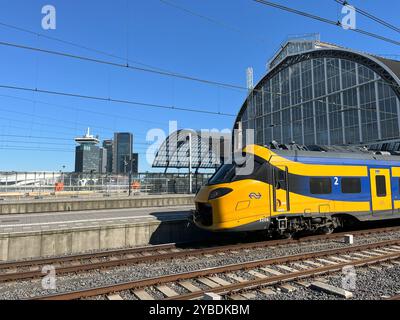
234, 40, 400, 127
152, 130, 231, 170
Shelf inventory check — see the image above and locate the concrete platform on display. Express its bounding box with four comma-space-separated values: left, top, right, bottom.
0, 205, 216, 261
0, 194, 194, 215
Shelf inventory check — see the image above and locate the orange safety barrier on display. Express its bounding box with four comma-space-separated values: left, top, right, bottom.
131, 181, 141, 190
55, 182, 64, 192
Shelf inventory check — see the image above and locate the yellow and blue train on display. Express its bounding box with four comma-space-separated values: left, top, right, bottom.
193, 144, 400, 237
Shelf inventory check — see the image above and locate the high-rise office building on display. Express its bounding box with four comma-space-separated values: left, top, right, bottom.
113, 132, 133, 174
74, 128, 100, 173
102, 140, 113, 173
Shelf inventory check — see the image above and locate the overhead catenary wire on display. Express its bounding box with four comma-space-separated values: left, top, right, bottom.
0, 141, 150, 153
3, 17, 397, 100
0, 83, 236, 117
0, 122, 92, 138
2, 32, 387, 129
158, 0, 269, 44
0, 39, 256, 95
0, 17, 274, 95
0, 93, 168, 126
252, 0, 400, 47
0, 134, 152, 146
0, 106, 122, 134
2, 37, 398, 131
0, 139, 87, 147
334, 0, 400, 34
0, 146, 75, 153
1, 2, 398, 101
0, 21, 171, 73
0, 104, 161, 140
0, 110, 140, 138
0, 115, 106, 135
0, 21, 239, 152
0, 2, 398, 153
0, 115, 148, 140
0, 146, 148, 153
0, 112, 218, 144
0, 140, 150, 152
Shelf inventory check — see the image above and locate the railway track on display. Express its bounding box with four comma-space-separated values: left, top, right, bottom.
31, 238, 400, 300
1, 225, 400, 283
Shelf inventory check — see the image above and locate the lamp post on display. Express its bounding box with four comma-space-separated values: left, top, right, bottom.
188, 132, 192, 194
61, 165, 66, 183
128, 165, 132, 196
90, 169, 95, 191
124, 155, 132, 196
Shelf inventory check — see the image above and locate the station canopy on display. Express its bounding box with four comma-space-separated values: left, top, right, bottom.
152, 130, 231, 170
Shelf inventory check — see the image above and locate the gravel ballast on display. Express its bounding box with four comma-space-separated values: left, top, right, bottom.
1, 230, 400, 300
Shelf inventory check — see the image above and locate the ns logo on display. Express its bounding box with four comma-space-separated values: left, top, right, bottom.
249, 192, 262, 200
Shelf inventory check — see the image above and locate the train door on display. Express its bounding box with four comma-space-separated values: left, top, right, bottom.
369, 168, 392, 213
272, 166, 290, 213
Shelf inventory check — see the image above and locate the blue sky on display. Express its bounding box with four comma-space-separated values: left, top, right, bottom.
0, 0, 399, 172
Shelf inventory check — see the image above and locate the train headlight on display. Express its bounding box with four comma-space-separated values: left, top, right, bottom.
208, 188, 233, 200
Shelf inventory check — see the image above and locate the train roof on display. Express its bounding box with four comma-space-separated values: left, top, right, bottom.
261, 142, 400, 163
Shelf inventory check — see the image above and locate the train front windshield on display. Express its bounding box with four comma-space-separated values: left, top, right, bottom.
208, 154, 265, 186
208, 163, 236, 185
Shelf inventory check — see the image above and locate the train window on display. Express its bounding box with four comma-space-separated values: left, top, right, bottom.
273, 168, 287, 190
234, 157, 267, 183
253, 162, 269, 183
310, 178, 332, 194
208, 163, 235, 185
375, 175, 386, 197
341, 178, 361, 194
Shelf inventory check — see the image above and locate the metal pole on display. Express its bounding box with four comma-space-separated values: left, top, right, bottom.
130, 156, 133, 196
195, 169, 198, 192
188, 132, 192, 194
117, 174, 119, 195
128, 167, 132, 197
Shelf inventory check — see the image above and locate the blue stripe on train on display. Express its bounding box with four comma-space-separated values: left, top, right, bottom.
289, 174, 371, 202
271, 154, 400, 206
288, 173, 400, 203
392, 175, 400, 201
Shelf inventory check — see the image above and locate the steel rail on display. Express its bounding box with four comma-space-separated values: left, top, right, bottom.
168, 250, 400, 300
0, 242, 180, 269
2, 224, 399, 270
31, 238, 400, 300
2, 225, 400, 283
